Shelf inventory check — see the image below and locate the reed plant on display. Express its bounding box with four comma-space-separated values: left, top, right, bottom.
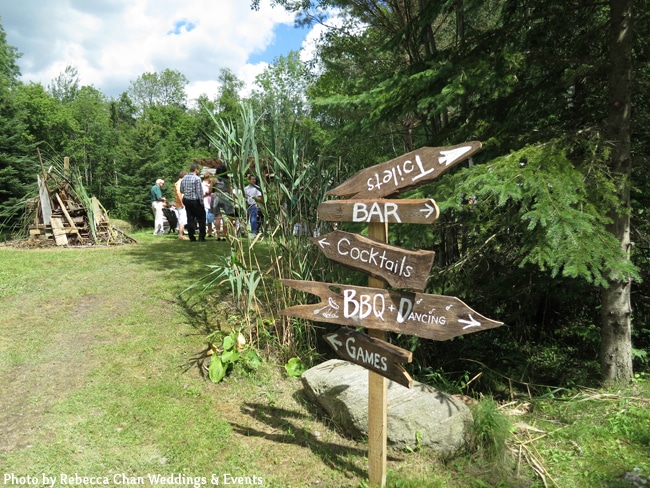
197, 103, 339, 362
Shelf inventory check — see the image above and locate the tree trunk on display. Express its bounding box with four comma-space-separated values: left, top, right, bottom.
600, 0, 634, 384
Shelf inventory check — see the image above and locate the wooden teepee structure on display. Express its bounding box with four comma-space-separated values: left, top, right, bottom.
27, 154, 135, 246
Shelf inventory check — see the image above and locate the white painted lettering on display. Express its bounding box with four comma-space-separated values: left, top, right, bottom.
351, 202, 402, 223
411, 154, 435, 182
397, 297, 413, 323
407, 312, 447, 325
342, 289, 386, 321
345, 337, 388, 372
384, 202, 400, 222
353, 202, 369, 222
343, 289, 359, 318
367, 202, 384, 221
345, 337, 356, 357
365, 152, 434, 193
337, 237, 351, 256
373, 294, 386, 320
359, 294, 372, 319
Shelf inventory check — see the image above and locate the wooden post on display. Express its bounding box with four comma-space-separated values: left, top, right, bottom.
278, 143, 502, 488
367, 221, 388, 488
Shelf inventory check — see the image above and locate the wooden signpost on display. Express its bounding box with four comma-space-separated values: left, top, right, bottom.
326, 142, 482, 199
311, 230, 434, 291
280, 141, 502, 488
281, 280, 503, 341
317, 198, 439, 225
323, 327, 413, 388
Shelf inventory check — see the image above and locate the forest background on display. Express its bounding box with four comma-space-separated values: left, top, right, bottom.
1, 0, 649, 392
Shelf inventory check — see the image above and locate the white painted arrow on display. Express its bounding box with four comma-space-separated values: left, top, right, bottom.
317, 237, 331, 248
419, 201, 437, 219
439, 146, 472, 166
325, 334, 343, 351
459, 314, 481, 329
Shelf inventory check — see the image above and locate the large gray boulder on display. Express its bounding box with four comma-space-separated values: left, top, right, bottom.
301, 359, 471, 453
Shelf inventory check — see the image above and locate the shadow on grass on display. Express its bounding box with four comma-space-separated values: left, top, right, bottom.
230, 388, 409, 481
122, 233, 234, 285
230, 400, 370, 479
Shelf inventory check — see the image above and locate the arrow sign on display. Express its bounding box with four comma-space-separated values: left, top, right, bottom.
317, 198, 440, 225
326, 142, 482, 199
280, 279, 504, 341
311, 230, 435, 291
323, 327, 413, 388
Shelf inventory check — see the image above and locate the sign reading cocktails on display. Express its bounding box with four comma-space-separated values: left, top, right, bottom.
311, 230, 434, 291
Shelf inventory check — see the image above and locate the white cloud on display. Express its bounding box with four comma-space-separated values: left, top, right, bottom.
1, 0, 304, 100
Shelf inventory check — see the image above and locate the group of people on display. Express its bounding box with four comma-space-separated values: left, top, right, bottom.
149, 163, 264, 242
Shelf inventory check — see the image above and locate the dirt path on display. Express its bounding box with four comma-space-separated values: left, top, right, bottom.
0, 242, 373, 486
0, 292, 113, 454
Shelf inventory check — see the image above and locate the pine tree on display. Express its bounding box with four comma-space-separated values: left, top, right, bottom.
0, 20, 35, 226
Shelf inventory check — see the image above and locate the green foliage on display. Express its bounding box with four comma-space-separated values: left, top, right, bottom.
284, 357, 308, 378
196, 250, 261, 313
128, 68, 189, 113
469, 397, 513, 463
1, 1, 649, 390
48, 65, 80, 103
435, 142, 638, 286
202, 102, 336, 362
208, 331, 262, 383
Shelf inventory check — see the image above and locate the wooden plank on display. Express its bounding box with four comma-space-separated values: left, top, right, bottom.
317, 198, 439, 225
280, 279, 504, 341
311, 230, 434, 291
324, 327, 412, 388
37, 175, 52, 226
92, 197, 103, 225
327, 142, 482, 199
50, 217, 68, 246
55, 193, 79, 233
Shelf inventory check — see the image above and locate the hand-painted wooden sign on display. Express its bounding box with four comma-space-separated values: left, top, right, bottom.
324, 327, 413, 388
311, 230, 434, 291
280, 279, 503, 341
326, 142, 482, 199
317, 198, 439, 224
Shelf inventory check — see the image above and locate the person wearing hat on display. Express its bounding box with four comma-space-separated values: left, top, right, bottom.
150, 178, 166, 235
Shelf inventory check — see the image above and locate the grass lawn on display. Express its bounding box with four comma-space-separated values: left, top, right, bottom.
0, 231, 648, 487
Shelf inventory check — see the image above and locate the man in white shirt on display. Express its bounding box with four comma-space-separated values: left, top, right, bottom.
150, 179, 166, 235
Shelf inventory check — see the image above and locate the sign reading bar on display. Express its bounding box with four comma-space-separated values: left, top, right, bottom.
311, 230, 434, 292
324, 327, 413, 388
326, 142, 482, 199
318, 198, 439, 225
280, 279, 503, 341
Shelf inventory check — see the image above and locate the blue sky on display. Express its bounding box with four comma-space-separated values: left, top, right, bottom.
0, 0, 319, 101
248, 23, 313, 65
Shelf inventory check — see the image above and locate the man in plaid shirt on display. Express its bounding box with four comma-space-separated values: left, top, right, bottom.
179, 163, 206, 241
